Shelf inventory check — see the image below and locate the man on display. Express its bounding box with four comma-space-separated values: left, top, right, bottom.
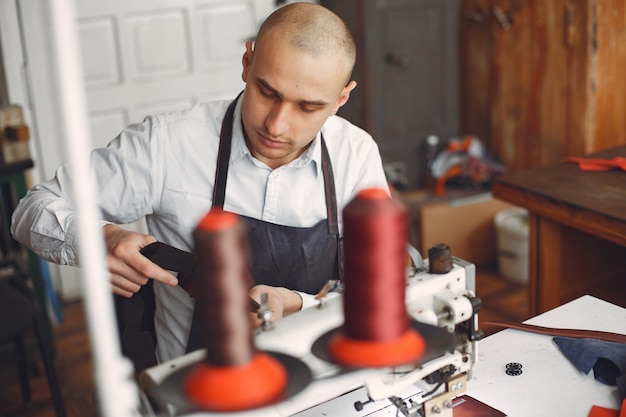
11, 2, 389, 365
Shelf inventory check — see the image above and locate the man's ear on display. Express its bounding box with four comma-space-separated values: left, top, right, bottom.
241, 40, 254, 82
331, 80, 357, 115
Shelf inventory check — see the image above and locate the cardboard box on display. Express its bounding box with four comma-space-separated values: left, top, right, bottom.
399, 190, 514, 266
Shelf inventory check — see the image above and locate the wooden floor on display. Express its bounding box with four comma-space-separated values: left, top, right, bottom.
0, 264, 529, 417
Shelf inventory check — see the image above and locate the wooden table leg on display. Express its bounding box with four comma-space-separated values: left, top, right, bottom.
528, 214, 563, 315
528, 214, 539, 316
533, 216, 564, 314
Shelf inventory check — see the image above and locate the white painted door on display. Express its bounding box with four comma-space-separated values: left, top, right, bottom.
2, 0, 277, 299
76, 0, 276, 148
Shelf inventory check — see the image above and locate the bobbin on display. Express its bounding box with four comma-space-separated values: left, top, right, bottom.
327, 188, 426, 368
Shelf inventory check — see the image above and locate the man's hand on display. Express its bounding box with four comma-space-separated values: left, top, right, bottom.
103, 224, 178, 297
248, 284, 303, 327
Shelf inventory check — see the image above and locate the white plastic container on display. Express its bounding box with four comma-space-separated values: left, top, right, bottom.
494, 207, 529, 284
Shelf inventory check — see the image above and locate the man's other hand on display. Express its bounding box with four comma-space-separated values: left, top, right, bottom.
103, 224, 178, 297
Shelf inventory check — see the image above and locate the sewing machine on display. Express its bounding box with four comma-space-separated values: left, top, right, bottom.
139, 253, 481, 417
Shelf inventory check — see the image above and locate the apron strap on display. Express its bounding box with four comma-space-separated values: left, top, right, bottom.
320, 136, 338, 235
212, 92, 241, 208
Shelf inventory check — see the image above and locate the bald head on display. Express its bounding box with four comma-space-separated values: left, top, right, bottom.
256, 2, 356, 83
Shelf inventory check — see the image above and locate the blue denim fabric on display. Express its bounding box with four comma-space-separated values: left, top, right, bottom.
553, 337, 626, 401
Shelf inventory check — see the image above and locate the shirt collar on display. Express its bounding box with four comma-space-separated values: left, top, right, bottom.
230, 98, 249, 164
230, 97, 322, 176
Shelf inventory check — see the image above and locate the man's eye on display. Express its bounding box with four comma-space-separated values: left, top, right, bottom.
259, 87, 275, 98
301, 105, 323, 113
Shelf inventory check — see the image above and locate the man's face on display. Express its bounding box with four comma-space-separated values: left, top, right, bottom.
240, 33, 355, 169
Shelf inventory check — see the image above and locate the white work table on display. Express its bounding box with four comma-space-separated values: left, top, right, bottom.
466, 295, 626, 416
142, 295, 624, 417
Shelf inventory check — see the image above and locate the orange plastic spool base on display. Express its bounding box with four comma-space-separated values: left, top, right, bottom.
184, 352, 288, 411
327, 328, 426, 368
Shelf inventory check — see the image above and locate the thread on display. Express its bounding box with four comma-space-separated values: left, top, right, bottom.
192, 209, 254, 366
328, 188, 425, 367
183, 209, 287, 411
343, 188, 409, 339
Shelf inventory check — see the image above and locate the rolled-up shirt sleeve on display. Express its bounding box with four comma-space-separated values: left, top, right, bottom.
11, 115, 160, 266
12, 177, 81, 265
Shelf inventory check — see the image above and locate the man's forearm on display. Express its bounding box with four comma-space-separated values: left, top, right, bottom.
277, 287, 303, 316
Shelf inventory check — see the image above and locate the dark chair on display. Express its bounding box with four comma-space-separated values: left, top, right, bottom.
0, 258, 66, 417
0, 160, 65, 416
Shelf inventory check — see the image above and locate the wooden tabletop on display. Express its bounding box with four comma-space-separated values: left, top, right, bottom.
492, 146, 626, 246
492, 146, 626, 247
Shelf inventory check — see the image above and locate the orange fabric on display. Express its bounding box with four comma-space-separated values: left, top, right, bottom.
435, 165, 461, 195
588, 400, 626, 417
588, 405, 619, 417
446, 135, 473, 152
563, 156, 626, 171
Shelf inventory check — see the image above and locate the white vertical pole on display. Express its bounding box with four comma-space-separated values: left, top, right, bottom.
47, 0, 139, 416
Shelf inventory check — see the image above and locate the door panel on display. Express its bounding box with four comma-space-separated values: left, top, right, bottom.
77, 1, 263, 148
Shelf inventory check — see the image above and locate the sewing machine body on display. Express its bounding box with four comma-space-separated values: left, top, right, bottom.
140, 257, 479, 417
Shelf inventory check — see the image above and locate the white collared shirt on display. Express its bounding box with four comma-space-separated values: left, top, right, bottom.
11, 96, 389, 362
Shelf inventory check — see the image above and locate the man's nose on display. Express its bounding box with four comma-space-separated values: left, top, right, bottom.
265, 102, 290, 137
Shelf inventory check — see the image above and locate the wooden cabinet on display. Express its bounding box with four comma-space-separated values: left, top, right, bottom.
459, 0, 626, 172
321, 0, 460, 188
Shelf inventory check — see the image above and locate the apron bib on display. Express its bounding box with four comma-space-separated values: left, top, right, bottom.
186, 94, 342, 352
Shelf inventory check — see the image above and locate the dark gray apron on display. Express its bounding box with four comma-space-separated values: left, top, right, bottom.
185, 94, 342, 352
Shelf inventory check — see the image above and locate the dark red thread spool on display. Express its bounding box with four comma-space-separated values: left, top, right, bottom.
328, 188, 425, 367
184, 209, 287, 411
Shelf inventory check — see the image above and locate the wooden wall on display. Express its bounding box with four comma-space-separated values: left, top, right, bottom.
459, 0, 626, 172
